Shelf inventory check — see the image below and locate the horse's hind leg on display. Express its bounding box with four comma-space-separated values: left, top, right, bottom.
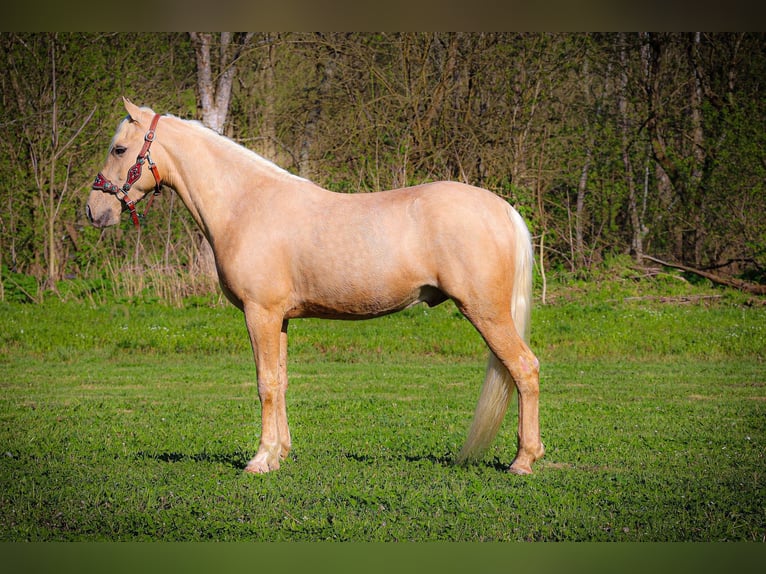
276, 320, 291, 460
507, 346, 545, 475
463, 308, 544, 474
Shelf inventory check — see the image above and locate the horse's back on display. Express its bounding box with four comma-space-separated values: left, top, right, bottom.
306, 180, 512, 260
297, 181, 518, 312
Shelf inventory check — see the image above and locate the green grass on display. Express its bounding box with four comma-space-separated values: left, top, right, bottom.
1, 278, 764, 541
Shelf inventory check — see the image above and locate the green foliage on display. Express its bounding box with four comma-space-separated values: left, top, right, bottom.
1, 32, 765, 304
1, 267, 41, 304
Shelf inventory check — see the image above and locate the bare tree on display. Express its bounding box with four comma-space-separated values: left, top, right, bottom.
298, 34, 336, 180
189, 32, 255, 278
642, 32, 738, 267
5, 34, 96, 292
189, 32, 255, 134
618, 33, 645, 262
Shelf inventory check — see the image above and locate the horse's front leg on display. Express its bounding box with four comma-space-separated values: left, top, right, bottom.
243, 308, 287, 474
276, 319, 291, 460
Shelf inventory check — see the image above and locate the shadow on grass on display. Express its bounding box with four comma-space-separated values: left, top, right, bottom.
136, 450, 511, 473
344, 451, 509, 472
136, 450, 250, 469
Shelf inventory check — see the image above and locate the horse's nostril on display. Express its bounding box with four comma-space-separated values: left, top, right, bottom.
86, 204, 93, 223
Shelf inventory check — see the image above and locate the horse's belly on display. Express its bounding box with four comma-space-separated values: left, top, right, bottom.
286, 284, 447, 320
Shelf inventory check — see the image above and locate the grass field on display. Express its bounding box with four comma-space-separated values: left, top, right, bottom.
1, 275, 764, 541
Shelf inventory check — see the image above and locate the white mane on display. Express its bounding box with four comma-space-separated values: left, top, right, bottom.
176, 115, 309, 184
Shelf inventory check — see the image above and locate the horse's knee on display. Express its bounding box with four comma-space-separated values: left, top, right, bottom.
257, 376, 281, 401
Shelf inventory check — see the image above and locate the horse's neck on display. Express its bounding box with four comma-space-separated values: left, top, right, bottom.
162, 117, 301, 245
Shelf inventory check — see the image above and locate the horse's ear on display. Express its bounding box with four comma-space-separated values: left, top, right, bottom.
122, 97, 143, 124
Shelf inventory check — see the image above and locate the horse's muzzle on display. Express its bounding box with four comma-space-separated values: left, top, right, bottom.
86, 203, 116, 228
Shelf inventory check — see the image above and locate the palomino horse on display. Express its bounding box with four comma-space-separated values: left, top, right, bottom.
87, 99, 544, 475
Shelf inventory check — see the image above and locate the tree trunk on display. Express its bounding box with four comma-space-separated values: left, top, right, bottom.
687, 32, 706, 266
261, 33, 278, 162
45, 35, 58, 291
574, 35, 594, 269
190, 32, 254, 134
536, 126, 549, 302
300, 36, 335, 180
189, 32, 255, 278
642, 255, 766, 295
619, 34, 644, 262
575, 150, 590, 267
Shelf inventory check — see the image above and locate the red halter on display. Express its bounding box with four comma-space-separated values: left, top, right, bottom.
92, 113, 163, 227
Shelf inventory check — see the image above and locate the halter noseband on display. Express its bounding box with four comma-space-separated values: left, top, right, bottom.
92, 113, 163, 227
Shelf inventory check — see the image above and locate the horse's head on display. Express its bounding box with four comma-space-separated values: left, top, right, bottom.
87, 98, 163, 228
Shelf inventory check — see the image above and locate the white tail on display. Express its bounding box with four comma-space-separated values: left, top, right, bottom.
456, 205, 533, 464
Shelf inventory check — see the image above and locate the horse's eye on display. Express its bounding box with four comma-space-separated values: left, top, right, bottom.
113, 145, 127, 156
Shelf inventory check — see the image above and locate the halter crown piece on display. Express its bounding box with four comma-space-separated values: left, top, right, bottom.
92, 113, 163, 227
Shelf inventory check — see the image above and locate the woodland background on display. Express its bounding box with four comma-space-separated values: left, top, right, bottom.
1, 32, 765, 303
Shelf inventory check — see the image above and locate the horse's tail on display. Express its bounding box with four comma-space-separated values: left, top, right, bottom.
456, 204, 533, 464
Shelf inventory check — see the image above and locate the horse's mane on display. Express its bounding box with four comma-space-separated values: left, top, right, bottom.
169, 113, 307, 184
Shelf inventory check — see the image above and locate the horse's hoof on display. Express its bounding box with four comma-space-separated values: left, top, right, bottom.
509, 442, 545, 474
244, 457, 280, 474
508, 454, 537, 475
508, 463, 533, 475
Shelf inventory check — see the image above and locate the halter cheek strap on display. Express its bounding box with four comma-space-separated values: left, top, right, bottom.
92, 113, 163, 227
